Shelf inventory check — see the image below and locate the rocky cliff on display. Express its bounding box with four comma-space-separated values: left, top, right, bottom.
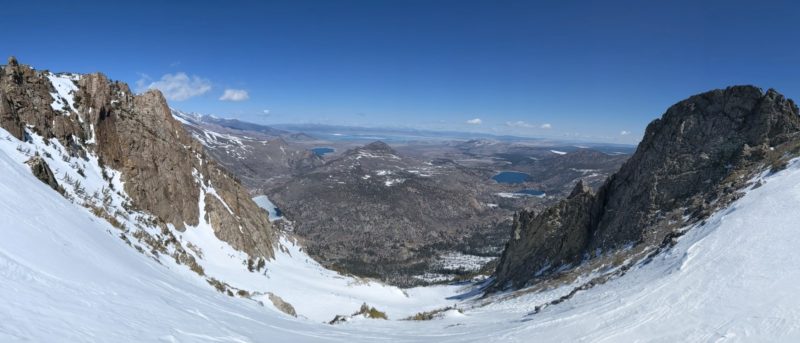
0, 57, 274, 259
494, 86, 800, 289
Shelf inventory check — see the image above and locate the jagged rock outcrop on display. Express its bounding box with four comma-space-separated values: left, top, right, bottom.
0, 58, 274, 258
79, 73, 204, 230
494, 86, 800, 289
498, 180, 597, 284
25, 155, 60, 192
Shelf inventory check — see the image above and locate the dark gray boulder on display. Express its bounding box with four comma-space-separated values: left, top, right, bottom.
25, 155, 60, 192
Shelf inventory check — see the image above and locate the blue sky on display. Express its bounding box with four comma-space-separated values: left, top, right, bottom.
4, 0, 799, 144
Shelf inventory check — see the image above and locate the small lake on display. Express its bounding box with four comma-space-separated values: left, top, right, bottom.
310, 147, 335, 156
492, 171, 530, 184
252, 195, 282, 221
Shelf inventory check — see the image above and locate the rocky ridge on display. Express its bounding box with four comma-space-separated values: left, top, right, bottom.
494, 85, 800, 289
0, 57, 275, 260
172, 109, 323, 189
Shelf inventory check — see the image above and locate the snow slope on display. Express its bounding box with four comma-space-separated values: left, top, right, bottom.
2, 116, 800, 341
0, 129, 467, 341
470, 159, 800, 342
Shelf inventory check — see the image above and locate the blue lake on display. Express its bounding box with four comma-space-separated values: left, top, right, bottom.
492, 171, 530, 184
311, 147, 335, 156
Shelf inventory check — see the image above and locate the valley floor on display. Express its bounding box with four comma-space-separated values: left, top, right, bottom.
2, 138, 800, 341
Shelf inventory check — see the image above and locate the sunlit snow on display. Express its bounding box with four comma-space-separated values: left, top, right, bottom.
2, 123, 800, 341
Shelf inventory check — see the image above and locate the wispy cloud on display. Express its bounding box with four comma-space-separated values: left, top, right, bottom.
466, 118, 482, 125
505, 120, 535, 128
620, 130, 631, 135
136, 73, 211, 101
262, 109, 271, 116
219, 89, 249, 101
505, 121, 552, 129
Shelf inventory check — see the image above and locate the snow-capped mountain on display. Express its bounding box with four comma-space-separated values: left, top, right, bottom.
0, 57, 276, 258
0, 58, 282, 308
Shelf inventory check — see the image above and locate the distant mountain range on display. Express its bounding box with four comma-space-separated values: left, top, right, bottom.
271, 123, 637, 148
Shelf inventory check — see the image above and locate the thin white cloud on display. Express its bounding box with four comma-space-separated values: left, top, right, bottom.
137, 72, 211, 101
220, 89, 250, 102
262, 109, 271, 116
505, 120, 535, 128
505, 121, 552, 129
466, 118, 482, 125
620, 130, 631, 135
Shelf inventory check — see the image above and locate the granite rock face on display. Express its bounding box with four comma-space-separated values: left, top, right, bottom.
0, 58, 274, 259
495, 179, 598, 285
494, 86, 800, 289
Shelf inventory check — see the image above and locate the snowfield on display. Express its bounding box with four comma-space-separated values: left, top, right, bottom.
2, 120, 800, 341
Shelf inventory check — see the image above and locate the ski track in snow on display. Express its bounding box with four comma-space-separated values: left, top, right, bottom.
1, 120, 800, 341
